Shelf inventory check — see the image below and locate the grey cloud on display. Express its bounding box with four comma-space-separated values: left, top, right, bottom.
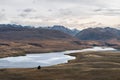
58, 8, 72, 16
19, 8, 36, 17
39, 0, 108, 8
21, 0, 120, 17
23, 8, 36, 13
93, 8, 120, 15
19, 13, 28, 17
94, 9, 102, 12
0, 12, 6, 21
1, 9, 5, 12
0, 0, 120, 29
94, 8, 120, 12
48, 9, 53, 12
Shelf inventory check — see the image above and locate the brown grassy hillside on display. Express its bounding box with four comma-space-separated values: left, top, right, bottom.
0, 51, 120, 80
0, 39, 88, 58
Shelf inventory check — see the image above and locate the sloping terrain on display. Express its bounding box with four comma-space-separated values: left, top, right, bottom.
0, 24, 75, 40
0, 24, 120, 58
0, 51, 120, 80
0, 24, 86, 58
76, 27, 120, 40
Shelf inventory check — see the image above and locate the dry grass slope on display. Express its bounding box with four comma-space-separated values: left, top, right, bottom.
0, 51, 120, 80
0, 40, 88, 58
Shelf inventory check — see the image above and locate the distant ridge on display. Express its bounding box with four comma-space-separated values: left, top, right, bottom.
0, 24, 76, 40
1, 24, 120, 41
76, 27, 120, 40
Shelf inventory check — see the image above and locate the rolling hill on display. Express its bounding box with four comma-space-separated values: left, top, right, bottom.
76, 27, 120, 40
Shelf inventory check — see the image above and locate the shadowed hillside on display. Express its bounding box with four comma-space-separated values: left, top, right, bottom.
76, 27, 120, 40
0, 24, 75, 40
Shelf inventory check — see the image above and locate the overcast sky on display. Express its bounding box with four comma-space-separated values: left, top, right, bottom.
0, 0, 120, 29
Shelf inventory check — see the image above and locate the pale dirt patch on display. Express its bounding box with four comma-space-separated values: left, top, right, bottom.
85, 54, 102, 58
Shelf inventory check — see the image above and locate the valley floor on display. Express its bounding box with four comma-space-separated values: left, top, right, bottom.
0, 51, 120, 80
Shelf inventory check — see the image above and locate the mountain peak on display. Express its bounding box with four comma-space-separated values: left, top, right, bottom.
48, 25, 80, 36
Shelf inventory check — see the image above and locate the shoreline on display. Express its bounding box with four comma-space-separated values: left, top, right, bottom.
0, 46, 90, 58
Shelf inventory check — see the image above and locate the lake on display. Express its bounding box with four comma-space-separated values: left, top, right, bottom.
0, 47, 116, 68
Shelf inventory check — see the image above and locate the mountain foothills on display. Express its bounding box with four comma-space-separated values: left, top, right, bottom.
0, 24, 84, 58
75, 27, 120, 49
0, 24, 120, 58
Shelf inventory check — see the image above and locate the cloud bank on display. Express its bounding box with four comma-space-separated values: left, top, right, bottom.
0, 0, 120, 29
